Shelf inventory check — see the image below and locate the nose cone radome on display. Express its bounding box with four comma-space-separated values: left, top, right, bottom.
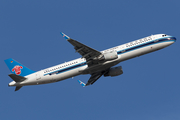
170, 36, 176, 42
173, 37, 176, 42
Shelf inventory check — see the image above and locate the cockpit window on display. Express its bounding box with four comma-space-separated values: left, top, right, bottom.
162, 34, 167, 37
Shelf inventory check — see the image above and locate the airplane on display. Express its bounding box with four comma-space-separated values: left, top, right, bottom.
4, 33, 176, 91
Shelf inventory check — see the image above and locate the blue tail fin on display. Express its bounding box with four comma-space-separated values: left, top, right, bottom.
4, 58, 35, 77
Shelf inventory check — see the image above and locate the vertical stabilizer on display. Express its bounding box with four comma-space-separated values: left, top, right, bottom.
4, 58, 35, 77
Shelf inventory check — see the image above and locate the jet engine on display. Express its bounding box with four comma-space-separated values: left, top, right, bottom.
104, 66, 123, 77
99, 51, 118, 61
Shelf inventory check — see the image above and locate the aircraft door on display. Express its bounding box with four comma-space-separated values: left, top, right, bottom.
36, 73, 41, 80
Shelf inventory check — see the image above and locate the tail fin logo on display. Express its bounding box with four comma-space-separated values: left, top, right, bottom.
12, 65, 23, 75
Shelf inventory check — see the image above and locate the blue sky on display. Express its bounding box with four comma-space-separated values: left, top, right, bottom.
0, 0, 180, 120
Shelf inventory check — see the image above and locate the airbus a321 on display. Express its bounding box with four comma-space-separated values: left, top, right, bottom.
4, 33, 176, 91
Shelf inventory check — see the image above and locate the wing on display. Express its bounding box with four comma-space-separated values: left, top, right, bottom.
85, 72, 104, 86
60, 32, 102, 66
78, 71, 108, 87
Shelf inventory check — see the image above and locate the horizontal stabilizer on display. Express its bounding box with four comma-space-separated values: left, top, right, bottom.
77, 80, 86, 87
15, 86, 22, 91
8, 74, 26, 82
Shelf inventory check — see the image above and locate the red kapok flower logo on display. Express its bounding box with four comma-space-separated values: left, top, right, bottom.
12, 65, 23, 75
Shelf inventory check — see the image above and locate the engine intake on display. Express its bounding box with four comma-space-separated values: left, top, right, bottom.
104, 66, 123, 77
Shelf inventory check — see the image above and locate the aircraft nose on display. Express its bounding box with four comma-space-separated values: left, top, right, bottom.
169, 36, 176, 42
172, 36, 176, 41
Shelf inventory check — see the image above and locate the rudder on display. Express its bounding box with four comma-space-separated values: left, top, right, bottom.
4, 58, 35, 77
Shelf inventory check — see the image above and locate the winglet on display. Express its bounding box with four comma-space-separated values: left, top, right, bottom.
77, 80, 86, 87
60, 32, 70, 40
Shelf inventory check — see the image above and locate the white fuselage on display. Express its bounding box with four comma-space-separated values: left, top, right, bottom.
9, 34, 176, 87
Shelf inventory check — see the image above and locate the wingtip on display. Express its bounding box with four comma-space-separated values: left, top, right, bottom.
60, 32, 64, 36
77, 80, 86, 87
60, 32, 70, 40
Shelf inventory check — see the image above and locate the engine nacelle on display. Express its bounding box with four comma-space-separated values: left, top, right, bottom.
99, 51, 118, 61
104, 66, 123, 77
